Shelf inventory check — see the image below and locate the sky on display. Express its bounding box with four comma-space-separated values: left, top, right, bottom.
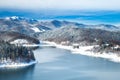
0, 0, 120, 24
0, 0, 120, 11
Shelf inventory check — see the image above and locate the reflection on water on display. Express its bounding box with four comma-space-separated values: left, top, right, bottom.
34, 47, 67, 63
0, 65, 35, 80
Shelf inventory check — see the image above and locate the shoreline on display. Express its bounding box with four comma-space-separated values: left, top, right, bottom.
42, 41, 120, 63
0, 61, 37, 68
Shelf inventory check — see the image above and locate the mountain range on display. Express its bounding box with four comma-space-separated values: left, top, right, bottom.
0, 16, 120, 37
0, 16, 119, 56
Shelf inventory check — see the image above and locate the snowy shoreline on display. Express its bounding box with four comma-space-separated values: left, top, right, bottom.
0, 61, 37, 68
42, 41, 120, 63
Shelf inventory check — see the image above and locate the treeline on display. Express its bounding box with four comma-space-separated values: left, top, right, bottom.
0, 41, 35, 64
0, 31, 40, 44
39, 27, 120, 46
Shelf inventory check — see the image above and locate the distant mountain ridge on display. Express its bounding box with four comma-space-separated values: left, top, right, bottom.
0, 16, 51, 36
0, 16, 120, 37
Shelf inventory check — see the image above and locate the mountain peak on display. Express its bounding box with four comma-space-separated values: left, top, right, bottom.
5, 16, 25, 21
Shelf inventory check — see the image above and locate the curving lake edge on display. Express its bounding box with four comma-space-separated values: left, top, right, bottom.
42, 41, 120, 63
0, 61, 37, 69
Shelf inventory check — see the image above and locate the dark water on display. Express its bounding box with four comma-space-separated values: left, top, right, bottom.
1, 45, 120, 80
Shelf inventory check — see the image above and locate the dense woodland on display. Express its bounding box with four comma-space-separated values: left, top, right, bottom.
0, 31, 40, 44
0, 41, 35, 64
39, 26, 120, 54
39, 27, 120, 45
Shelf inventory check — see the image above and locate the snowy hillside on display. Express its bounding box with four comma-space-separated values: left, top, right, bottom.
0, 16, 120, 38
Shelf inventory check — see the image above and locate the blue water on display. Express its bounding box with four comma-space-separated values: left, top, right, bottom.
1, 45, 120, 80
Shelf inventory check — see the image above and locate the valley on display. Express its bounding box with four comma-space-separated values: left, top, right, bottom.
0, 16, 120, 68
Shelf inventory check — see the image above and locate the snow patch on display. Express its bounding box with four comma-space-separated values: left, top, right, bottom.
10, 39, 29, 44
5, 17, 11, 20
23, 44, 40, 47
0, 61, 37, 68
11, 16, 19, 20
31, 27, 41, 32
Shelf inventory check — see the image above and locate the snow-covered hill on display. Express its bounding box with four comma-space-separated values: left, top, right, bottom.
0, 16, 120, 38
0, 31, 40, 44
39, 26, 120, 57
0, 16, 51, 36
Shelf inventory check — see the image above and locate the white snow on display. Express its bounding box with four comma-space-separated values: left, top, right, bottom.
42, 41, 120, 63
5, 16, 19, 20
0, 61, 37, 68
11, 16, 19, 20
114, 45, 119, 49
23, 44, 40, 47
31, 27, 41, 32
10, 39, 29, 44
10, 39, 40, 47
5, 17, 10, 20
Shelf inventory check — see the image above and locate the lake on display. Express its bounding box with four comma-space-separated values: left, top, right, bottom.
1, 44, 120, 80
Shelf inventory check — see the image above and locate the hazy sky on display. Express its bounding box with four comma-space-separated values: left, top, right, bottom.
0, 0, 120, 10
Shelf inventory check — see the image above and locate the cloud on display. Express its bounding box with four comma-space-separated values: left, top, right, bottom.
0, 0, 120, 10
